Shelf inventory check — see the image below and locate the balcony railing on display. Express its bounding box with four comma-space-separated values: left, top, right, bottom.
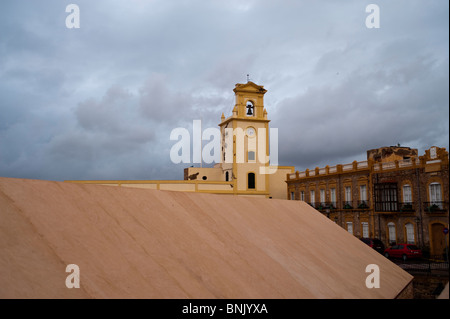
310, 200, 448, 213
315, 202, 337, 211
374, 202, 399, 213
399, 202, 415, 212
357, 200, 370, 210
424, 201, 448, 213
343, 201, 353, 210
374, 201, 448, 213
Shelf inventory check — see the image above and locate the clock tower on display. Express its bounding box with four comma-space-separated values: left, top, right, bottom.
219, 81, 271, 196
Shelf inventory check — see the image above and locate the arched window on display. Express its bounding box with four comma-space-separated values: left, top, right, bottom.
330, 188, 336, 207
248, 173, 255, 189
310, 190, 315, 206
344, 186, 352, 207
388, 222, 396, 244
320, 189, 326, 205
361, 222, 369, 238
403, 184, 412, 203
429, 182, 442, 208
347, 222, 353, 235
405, 223, 415, 244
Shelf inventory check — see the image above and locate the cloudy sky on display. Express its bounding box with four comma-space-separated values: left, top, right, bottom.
0, 0, 448, 181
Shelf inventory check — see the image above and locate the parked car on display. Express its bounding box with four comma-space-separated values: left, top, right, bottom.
360, 238, 385, 254
384, 244, 423, 261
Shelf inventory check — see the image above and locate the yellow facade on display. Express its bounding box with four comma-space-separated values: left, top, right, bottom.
67, 81, 294, 199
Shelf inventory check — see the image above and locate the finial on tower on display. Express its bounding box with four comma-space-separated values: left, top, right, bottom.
247, 74, 250, 82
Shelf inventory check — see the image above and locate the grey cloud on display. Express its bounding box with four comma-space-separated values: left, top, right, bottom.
0, 0, 448, 181
50, 85, 156, 163
273, 50, 448, 170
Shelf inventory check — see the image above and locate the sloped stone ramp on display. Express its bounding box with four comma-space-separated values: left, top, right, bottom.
0, 177, 413, 298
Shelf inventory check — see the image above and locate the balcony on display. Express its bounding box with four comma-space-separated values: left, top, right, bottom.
374, 201, 399, 213
357, 200, 370, 210
424, 201, 448, 213
343, 201, 353, 210
374, 201, 448, 214
399, 202, 415, 212
315, 202, 337, 211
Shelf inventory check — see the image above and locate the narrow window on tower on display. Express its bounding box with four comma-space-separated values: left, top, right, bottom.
248, 151, 255, 162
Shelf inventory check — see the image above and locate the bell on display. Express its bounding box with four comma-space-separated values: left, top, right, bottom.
246, 105, 253, 115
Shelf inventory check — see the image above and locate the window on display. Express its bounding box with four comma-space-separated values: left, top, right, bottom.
300, 191, 305, 201
388, 222, 396, 244
347, 222, 353, 235
430, 146, 437, 159
405, 223, 415, 244
225, 171, 229, 182
374, 183, 398, 212
362, 222, 369, 238
330, 188, 336, 207
248, 151, 255, 162
360, 185, 367, 202
403, 184, 412, 203
345, 186, 352, 203
344, 186, 352, 208
429, 182, 442, 208
290, 192, 295, 200
310, 190, 315, 205
248, 173, 255, 189
320, 189, 325, 205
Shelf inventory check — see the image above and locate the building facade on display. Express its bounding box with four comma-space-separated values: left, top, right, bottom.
286, 146, 449, 257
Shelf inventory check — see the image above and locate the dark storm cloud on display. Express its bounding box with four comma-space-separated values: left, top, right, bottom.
0, 0, 448, 181
273, 48, 449, 170
46, 85, 156, 177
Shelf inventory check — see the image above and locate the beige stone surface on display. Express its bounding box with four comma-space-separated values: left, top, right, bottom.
0, 177, 412, 299
437, 282, 449, 299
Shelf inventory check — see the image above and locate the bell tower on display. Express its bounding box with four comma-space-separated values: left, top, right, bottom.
231, 81, 268, 120
219, 81, 271, 197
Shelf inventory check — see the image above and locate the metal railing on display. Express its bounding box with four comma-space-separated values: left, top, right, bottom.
343, 201, 353, 209
424, 201, 448, 213
392, 255, 449, 273
399, 202, 415, 212
314, 202, 337, 211
357, 200, 370, 210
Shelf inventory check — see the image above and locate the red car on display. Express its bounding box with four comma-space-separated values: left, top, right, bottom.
384, 244, 422, 261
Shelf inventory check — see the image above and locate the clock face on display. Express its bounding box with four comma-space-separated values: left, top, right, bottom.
246, 127, 256, 137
